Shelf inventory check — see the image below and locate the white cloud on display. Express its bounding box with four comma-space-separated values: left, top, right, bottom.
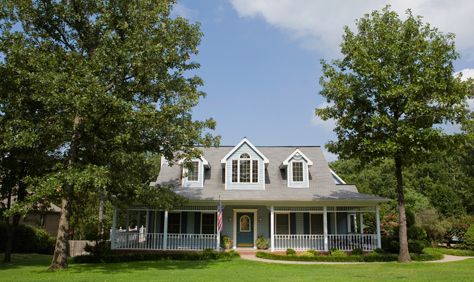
172, 3, 199, 20
230, 0, 474, 59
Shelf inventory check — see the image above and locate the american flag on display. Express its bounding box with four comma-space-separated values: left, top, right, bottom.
217, 198, 223, 233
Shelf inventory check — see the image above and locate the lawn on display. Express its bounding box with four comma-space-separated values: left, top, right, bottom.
1, 254, 473, 282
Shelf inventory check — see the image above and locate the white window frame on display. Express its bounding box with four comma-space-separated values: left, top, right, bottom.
186, 161, 200, 182
292, 161, 304, 182
231, 154, 259, 184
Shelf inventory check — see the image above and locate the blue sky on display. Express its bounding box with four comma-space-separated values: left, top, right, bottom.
174, 0, 474, 161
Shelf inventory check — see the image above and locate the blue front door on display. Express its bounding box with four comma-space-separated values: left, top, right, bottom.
236, 212, 254, 247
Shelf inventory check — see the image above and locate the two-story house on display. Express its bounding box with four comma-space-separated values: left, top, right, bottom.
110, 138, 387, 252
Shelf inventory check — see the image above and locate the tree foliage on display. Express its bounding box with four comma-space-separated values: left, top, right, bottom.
317, 6, 472, 262
0, 0, 218, 269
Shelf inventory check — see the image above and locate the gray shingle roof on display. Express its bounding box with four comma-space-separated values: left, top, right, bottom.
155, 146, 387, 203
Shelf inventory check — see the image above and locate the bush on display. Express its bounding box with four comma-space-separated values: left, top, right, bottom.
351, 248, 363, 256
408, 240, 426, 254
299, 250, 315, 257
221, 235, 233, 250
73, 249, 240, 263
256, 235, 269, 250
373, 248, 385, 254
286, 248, 296, 256
0, 223, 55, 254
84, 240, 112, 257
463, 225, 474, 250
330, 249, 347, 257
255, 251, 441, 262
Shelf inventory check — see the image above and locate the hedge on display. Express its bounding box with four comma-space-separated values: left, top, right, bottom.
73, 249, 240, 263
0, 223, 55, 254
255, 250, 442, 262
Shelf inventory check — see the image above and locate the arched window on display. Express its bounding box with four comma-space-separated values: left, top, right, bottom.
240, 215, 251, 232
231, 153, 258, 183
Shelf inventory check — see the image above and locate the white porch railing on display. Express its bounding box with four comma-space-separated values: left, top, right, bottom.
327, 234, 377, 251
166, 234, 217, 250
273, 234, 377, 251
274, 234, 325, 250
111, 230, 217, 250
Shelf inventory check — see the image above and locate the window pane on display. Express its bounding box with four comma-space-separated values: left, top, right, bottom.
292, 162, 303, 182
240, 160, 251, 182
168, 213, 181, 233
202, 213, 215, 234
310, 214, 323, 234
275, 214, 289, 234
232, 160, 238, 182
252, 160, 258, 183
187, 161, 199, 181
240, 153, 250, 158
240, 215, 251, 232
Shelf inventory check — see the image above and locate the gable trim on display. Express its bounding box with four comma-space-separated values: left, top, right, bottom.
281, 149, 313, 166
220, 138, 269, 164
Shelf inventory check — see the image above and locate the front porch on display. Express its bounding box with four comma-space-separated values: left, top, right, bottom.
110, 205, 382, 252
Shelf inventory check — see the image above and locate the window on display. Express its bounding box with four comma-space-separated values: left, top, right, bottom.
252, 160, 258, 183
292, 162, 303, 182
201, 213, 215, 234
310, 214, 323, 234
231, 153, 259, 183
187, 161, 199, 181
275, 213, 289, 234
168, 213, 181, 233
239, 215, 251, 232
232, 160, 238, 182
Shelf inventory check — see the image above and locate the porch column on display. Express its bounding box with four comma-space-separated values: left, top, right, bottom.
270, 206, 275, 252
323, 206, 328, 251
359, 213, 364, 234
111, 207, 117, 249
163, 210, 169, 250
216, 211, 220, 251
375, 205, 381, 248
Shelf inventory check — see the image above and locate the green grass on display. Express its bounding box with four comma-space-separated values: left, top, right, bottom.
426, 247, 474, 257
1, 253, 473, 282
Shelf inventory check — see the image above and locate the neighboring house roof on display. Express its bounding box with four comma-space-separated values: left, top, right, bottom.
1, 197, 61, 213
155, 145, 387, 203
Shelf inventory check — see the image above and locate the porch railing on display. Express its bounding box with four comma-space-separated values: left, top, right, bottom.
111, 230, 217, 250
273, 234, 377, 251
274, 234, 325, 250
327, 234, 377, 251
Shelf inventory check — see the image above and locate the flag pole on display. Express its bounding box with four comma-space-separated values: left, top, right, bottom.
216, 195, 221, 251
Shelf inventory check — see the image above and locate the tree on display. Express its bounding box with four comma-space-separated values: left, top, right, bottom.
0, 0, 218, 269
317, 6, 472, 262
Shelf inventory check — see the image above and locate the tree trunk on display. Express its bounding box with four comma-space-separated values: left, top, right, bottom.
395, 156, 411, 262
49, 115, 81, 270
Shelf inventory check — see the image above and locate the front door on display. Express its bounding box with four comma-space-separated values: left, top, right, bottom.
236, 212, 254, 247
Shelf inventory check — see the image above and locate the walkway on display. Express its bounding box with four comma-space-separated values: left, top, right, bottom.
239, 253, 474, 265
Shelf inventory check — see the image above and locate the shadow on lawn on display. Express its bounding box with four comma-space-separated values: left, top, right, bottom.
1, 253, 227, 274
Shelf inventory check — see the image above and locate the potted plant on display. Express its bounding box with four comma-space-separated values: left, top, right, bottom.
256, 235, 269, 250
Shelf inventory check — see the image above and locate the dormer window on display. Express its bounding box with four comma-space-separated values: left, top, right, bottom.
187, 161, 199, 181
292, 162, 304, 182
281, 149, 313, 188
232, 153, 258, 183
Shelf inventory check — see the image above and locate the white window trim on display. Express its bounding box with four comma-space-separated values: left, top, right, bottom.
291, 161, 304, 182
231, 156, 259, 184
181, 159, 205, 188
239, 215, 252, 232
288, 159, 309, 188
186, 161, 200, 183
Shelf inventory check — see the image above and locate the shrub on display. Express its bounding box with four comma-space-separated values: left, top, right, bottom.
84, 240, 112, 257
256, 235, 269, 250
299, 251, 315, 257
286, 248, 296, 256
351, 248, 363, 256
221, 235, 233, 249
373, 248, 385, 254
330, 249, 347, 257
0, 223, 55, 254
255, 251, 440, 262
73, 249, 240, 263
307, 249, 320, 256
463, 225, 474, 250
408, 240, 426, 254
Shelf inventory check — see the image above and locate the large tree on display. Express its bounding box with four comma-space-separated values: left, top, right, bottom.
0, 0, 218, 269
317, 7, 472, 262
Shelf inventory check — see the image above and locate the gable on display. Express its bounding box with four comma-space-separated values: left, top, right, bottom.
221, 138, 269, 164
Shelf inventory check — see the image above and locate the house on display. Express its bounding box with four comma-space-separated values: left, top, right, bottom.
110, 138, 387, 252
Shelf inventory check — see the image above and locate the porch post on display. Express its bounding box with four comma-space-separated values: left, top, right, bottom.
270, 206, 275, 252
375, 205, 381, 248
323, 206, 328, 251
359, 213, 364, 234
216, 211, 220, 251
163, 210, 169, 250
111, 207, 117, 249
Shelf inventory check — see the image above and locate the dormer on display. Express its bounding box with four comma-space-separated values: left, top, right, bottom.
180, 157, 210, 188
221, 138, 268, 190
281, 149, 313, 188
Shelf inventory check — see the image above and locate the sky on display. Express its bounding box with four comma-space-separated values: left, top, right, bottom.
173, 0, 474, 161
